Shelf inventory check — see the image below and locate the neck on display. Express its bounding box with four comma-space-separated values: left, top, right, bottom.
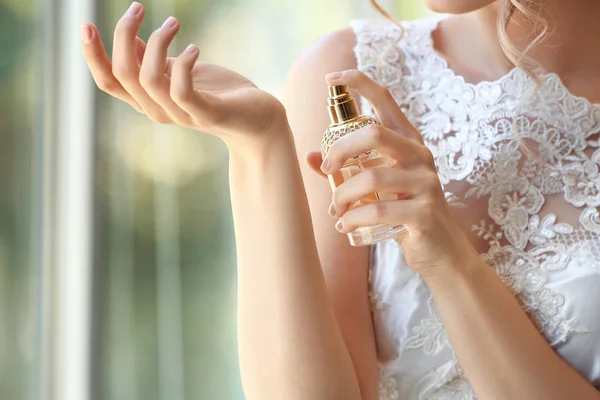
478, 0, 600, 78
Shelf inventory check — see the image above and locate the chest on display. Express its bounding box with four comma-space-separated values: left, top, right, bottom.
402, 88, 600, 256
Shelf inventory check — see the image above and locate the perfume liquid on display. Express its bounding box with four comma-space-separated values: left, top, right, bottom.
322, 85, 407, 246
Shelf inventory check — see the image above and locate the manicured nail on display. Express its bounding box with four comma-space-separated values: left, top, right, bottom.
335, 219, 344, 232
162, 16, 177, 29
81, 24, 93, 44
184, 44, 198, 55
326, 71, 344, 82
320, 157, 331, 174
328, 203, 336, 218
126, 2, 142, 18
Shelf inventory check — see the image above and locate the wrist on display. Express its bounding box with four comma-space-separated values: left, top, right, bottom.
223, 101, 293, 154
226, 122, 295, 161
421, 250, 487, 293
225, 124, 298, 168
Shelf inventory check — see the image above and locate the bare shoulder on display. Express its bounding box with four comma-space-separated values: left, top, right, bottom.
285, 28, 357, 105
294, 27, 357, 72
284, 28, 358, 145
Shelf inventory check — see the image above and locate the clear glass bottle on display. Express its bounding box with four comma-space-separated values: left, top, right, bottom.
322, 85, 407, 246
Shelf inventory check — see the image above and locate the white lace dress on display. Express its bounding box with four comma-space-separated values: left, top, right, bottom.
351, 17, 600, 399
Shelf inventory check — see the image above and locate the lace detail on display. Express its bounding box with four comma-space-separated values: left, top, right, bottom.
378, 366, 400, 400
353, 17, 600, 399
430, 378, 475, 400
369, 292, 390, 311
404, 298, 446, 355
563, 160, 600, 207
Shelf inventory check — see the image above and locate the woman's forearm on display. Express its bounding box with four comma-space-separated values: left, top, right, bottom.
424, 258, 600, 400
227, 131, 361, 400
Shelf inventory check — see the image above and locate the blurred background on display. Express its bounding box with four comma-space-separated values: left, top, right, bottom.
0, 0, 430, 399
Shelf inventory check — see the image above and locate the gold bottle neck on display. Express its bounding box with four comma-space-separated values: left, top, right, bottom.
327, 85, 360, 126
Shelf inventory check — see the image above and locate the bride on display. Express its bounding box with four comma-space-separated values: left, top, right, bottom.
81, 1, 600, 398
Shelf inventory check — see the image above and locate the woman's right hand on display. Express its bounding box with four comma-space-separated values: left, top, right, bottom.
81, 2, 289, 149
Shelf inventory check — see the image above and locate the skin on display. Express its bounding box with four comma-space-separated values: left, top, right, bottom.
81, 1, 600, 399
423, 0, 495, 14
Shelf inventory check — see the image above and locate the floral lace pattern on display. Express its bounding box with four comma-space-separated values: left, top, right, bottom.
353, 17, 600, 399
429, 378, 475, 400
563, 158, 600, 207
404, 297, 446, 355
378, 366, 400, 400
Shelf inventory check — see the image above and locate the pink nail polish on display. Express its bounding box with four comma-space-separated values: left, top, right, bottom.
335, 219, 344, 232
81, 25, 93, 44
327, 71, 344, 82
162, 16, 177, 29
320, 157, 331, 174
328, 203, 336, 217
126, 2, 142, 18
184, 44, 198, 55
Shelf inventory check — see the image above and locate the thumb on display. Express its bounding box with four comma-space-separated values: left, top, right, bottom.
305, 151, 327, 178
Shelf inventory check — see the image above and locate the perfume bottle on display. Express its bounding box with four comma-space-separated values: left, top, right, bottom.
322, 85, 407, 246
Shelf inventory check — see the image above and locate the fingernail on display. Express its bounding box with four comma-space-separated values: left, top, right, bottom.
326, 71, 344, 82
126, 2, 142, 18
328, 203, 336, 217
81, 24, 93, 44
162, 16, 177, 29
335, 219, 344, 232
320, 157, 331, 174
184, 44, 198, 55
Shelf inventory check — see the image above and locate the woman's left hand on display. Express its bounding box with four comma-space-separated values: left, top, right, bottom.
307, 70, 479, 277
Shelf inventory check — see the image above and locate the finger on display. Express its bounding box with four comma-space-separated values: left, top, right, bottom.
332, 168, 434, 217
140, 17, 191, 125
134, 38, 176, 79
81, 23, 143, 112
112, 2, 171, 123
165, 57, 176, 76
171, 45, 221, 128
322, 124, 430, 174
335, 199, 424, 234
135, 36, 146, 65
326, 69, 416, 137
306, 151, 327, 178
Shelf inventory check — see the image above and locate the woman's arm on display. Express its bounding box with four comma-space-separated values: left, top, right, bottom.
321, 69, 600, 400
284, 29, 380, 400
423, 256, 600, 400
229, 134, 360, 400
80, 6, 377, 397
231, 30, 378, 400
230, 31, 378, 400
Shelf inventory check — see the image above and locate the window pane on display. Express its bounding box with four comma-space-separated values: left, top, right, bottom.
0, 0, 42, 398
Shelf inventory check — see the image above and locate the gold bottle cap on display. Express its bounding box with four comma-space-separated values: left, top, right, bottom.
322, 85, 378, 158
327, 85, 359, 125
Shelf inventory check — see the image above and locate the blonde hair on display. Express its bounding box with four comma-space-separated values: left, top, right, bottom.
368, 0, 549, 159
499, 0, 550, 87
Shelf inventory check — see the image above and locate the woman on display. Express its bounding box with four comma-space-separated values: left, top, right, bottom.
80, 0, 600, 398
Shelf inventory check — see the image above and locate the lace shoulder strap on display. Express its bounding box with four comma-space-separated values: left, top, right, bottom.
350, 17, 442, 113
